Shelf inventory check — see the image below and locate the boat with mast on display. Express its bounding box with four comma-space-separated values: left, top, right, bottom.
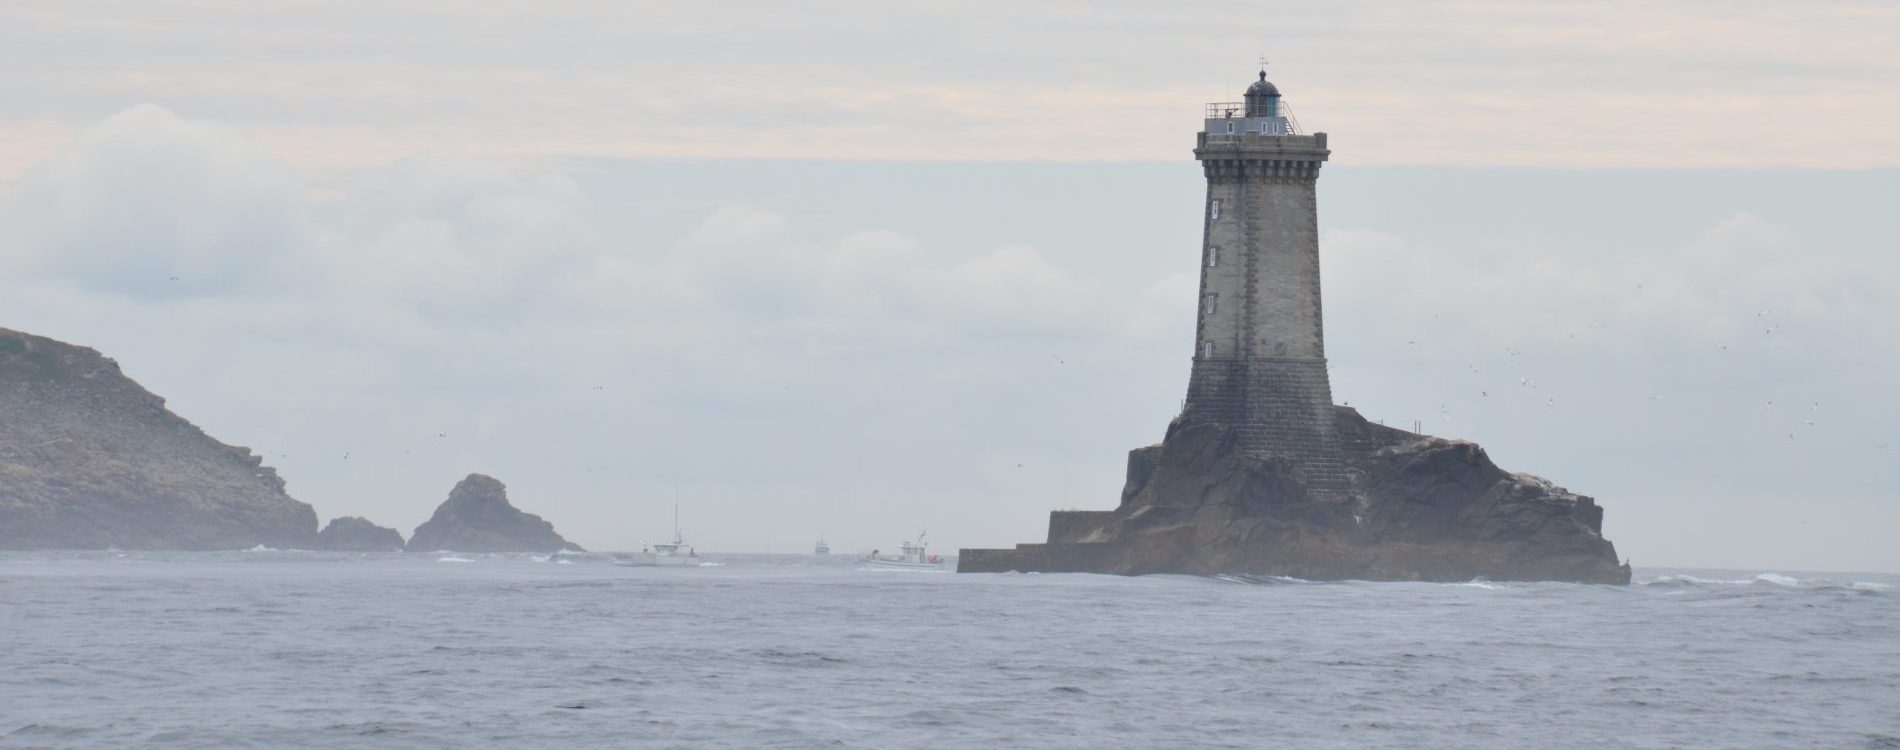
862, 531, 941, 569
617, 501, 698, 567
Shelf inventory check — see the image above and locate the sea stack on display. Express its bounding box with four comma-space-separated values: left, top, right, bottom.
406, 474, 582, 553
958, 69, 1629, 584
0, 327, 320, 550
316, 516, 405, 551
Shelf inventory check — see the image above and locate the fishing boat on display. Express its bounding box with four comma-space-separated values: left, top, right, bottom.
862, 532, 942, 569
616, 503, 698, 567
814, 535, 830, 555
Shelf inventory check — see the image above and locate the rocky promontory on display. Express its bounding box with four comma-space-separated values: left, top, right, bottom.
960, 407, 1630, 584
0, 327, 320, 550
316, 516, 405, 551
406, 474, 582, 553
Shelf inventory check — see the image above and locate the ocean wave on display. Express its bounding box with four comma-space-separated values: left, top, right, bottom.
1211, 574, 1313, 585
247, 544, 275, 552
1642, 572, 1892, 592
436, 556, 474, 563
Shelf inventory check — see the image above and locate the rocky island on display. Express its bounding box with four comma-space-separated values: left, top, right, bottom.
316, 516, 406, 551
959, 70, 1628, 583
0, 327, 322, 550
406, 474, 582, 553
959, 408, 1628, 583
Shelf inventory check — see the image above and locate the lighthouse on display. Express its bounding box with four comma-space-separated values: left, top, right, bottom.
1183, 67, 1347, 495
956, 67, 1629, 583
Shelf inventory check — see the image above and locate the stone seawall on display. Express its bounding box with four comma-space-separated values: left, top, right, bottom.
1048, 510, 1116, 544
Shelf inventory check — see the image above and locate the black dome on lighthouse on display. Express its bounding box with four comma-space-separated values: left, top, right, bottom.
1245, 70, 1280, 98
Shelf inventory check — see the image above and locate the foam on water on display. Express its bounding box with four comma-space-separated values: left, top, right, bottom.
435, 556, 474, 563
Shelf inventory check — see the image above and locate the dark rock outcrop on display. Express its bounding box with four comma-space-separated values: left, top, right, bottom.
405, 474, 581, 553
316, 516, 405, 551
960, 407, 1630, 584
0, 327, 319, 550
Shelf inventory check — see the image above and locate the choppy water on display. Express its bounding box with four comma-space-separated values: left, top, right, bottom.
3, 552, 1897, 749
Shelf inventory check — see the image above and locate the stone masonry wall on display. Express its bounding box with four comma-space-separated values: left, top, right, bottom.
1183, 134, 1345, 497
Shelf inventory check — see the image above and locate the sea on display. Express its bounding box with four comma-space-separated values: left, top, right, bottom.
3, 552, 1896, 749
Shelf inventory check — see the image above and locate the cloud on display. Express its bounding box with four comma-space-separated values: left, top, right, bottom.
4, 1, 1898, 172
312, 158, 599, 311
1322, 211, 1882, 357
585, 204, 1113, 341
1, 104, 304, 299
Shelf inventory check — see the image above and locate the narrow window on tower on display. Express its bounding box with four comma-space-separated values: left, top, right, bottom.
1226, 121, 1236, 134
1202, 341, 1215, 358
1203, 293, 1218, 315
1207, 246, 1219, 267
1211, 200, 1221, 221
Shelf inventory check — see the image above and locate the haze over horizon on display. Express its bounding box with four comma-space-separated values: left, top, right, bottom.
2, 1, 1896, 572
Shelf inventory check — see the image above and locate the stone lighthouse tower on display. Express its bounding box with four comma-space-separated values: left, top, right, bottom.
1183, 67, 1347, 495
956, 67, 1629, 583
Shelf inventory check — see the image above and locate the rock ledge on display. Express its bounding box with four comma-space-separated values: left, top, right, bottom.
959, 407, 1629, 584
406, 474, 581, 553
0, 327, 319, 550
317, 516, 405, 551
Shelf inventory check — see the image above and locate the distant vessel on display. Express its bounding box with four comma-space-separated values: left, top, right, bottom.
617, 503, 698, 567
814, 535, 830, 556
862, 532, 941, 569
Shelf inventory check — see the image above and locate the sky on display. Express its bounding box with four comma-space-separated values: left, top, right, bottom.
1, 1, 1896, 571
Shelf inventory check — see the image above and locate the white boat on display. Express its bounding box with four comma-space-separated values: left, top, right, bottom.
616, 503, 699, 567
862, 532, 942, 569
814, 535, 831, 556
